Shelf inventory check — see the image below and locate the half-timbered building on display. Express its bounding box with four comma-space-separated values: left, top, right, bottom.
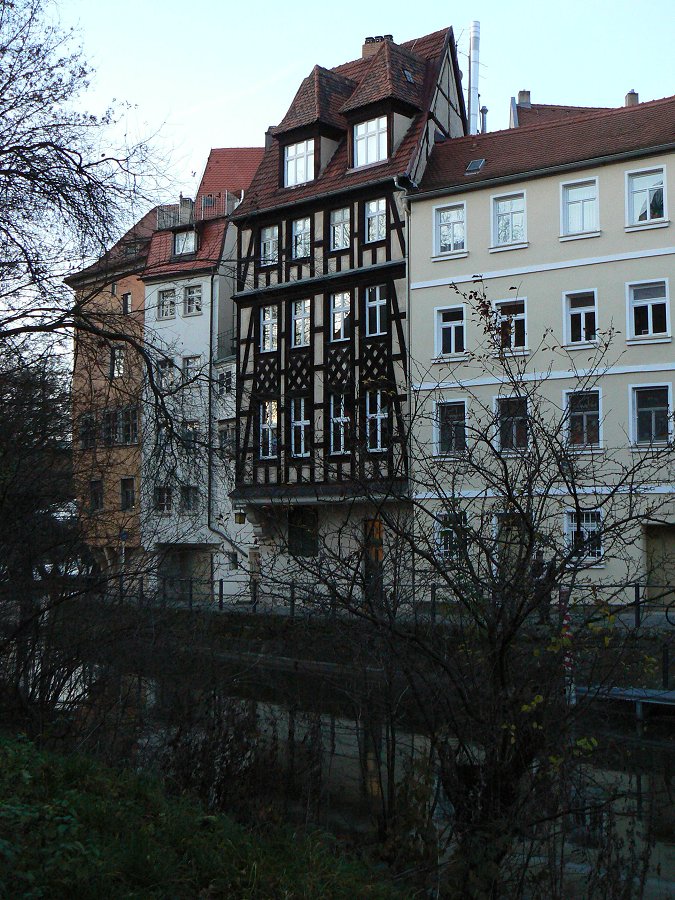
231, 29, 466, 582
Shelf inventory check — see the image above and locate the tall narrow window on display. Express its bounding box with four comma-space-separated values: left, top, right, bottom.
493, 193, 526, 246
330, 207, 350, 250
562, 180, 598, 235
89, 480, 103, 513
353, 116, 387, 167
634, 386, 670, 445
438, 511, 468, 562
284, 139, 314, 187
496, 299, 526, 350
260, 225, 279, 265
330, 292, 351, 342
568, 391, 600, 448
365, 198, 386, 243
182, 356, 200, 383
260, 400, 278, 459
158, 289, 176, 319
329, 393, 350, 454
627, 169, 665, 225
291, 299, 310, 348
437, 307, 465, 355
291, 217, 310, 259
366, 389, 388, 452
290, 397, 310, 457
438, 401, 466, 454
498, 397, 527, 451
154, 485, 172, 513
120, 406, 139, 445
102, 409, 119, 446
365, 285, 387, 337
121, 292, 132, 315
565, 291, 597, 345
184, 285, 202, 315
120, 477, 135, 511
260, 305, 278, 352
436, 204, 466, 254
288, 507, 319, 557
628, 281, 669, 339
109, 347, 125, 379
157, 358, 175, 390
79, 414, 96, 449
180, 485, 199, 511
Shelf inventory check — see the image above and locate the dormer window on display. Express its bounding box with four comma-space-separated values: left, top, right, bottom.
353, 116, 387, 168
174, 230, 195, 255
284, 139, 315, 187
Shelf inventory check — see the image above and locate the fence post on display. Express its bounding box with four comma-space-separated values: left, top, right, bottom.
219, 579, 224, 611
634, 583, 641, 629
290, 582, 295, 619
663, 643, 670, 690
430, 584, 437, 624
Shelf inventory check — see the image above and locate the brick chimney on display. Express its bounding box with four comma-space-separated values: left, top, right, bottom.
517, 90, 531, 108
362, 34, 394, 59
625, 90, 639, 107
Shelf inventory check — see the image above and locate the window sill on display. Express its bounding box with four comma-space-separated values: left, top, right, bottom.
363, 239, 386, 247
431, 354, 468, 364
259, 262, 279, 269
562, 341, 599, 351
346, 160, 389, 175
282, 179, 315, 189
183, 310, 203, 318
625, 220, 670, 233
559, 230, 601, 242
290, 256, 310, 263
431, 250, 469, 262
498, 449, 528, 456
491, 349, 529, 358
157, 315, 176, 322
329, 246, 350, 254
626, 336, 671, 346
567, 445, 603, 454
631, 443, 671, 452
488, 241, 529, 254
290, 344, 310, 351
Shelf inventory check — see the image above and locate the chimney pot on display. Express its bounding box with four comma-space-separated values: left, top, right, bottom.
362, 36, 384, 58
480, 105, 488, 133
517, 90, 531, 108
625, 89, 639, 107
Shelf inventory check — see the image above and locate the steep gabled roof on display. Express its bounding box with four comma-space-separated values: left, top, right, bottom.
234, 28, 455, 219
340, 40, 427, 114
273, 66, 355, 135
65, 208, 157, 286
420, 95, 675, 194
516, 102, 613, 127
196, 147, 264, 202
142, 219, 229, 280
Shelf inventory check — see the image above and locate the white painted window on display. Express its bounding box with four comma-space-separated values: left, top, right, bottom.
291, 217, 311, 259
627, 168, 665, 225
437, 401, 466, 454
633, 385, 670, 445
435, 203, 466, 254
365, 198, 386, 243
121, 292, 132, 315
564, 291, 597, 345
353, 116, 387, 167
109, 347, 125, 379
260, 226, 279, 265
284, 139, 314, 187
566, 510, 602, 561
438, 511, 467, 562
493, 193, 526, 246
259, 400, 278, 458
497, 396, 527, 451
366, 389, 388, 452
329, 392, 350, 454
562, 179, 598, 235
436, 306, 465, 355
120, 406, 139, 445
174, 230, 195, 255
260, 305, 278, 352
183, 285, 202, 315
628, 281, 669, 339
157, 358, 175, 390
290, 397, 310, 457
158, 289, 176, 319
330, 207, 350, 250
496, 299, 527, 351
154, 485, 172, 514
567, 391, 600, 448
291, 299, 310, 348
330, 292, 351, 342
182, 355, 200, 383
365, 285, 387, 336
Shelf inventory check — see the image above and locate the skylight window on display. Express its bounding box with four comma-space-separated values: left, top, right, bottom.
465, 158, 486, 175
402, 68, 414, 84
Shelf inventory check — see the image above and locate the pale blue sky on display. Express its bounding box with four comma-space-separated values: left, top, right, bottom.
59, 0, 675, 199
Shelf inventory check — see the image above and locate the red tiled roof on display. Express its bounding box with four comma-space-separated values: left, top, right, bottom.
340, 40, 426, 114
420, 95, 675, 194
66, 208, 157, 284
196, 147, 264, 204
273, 66, 355, 135
516, 103, 613, 127
142, 218, 228, 280
234, 28, 453, 219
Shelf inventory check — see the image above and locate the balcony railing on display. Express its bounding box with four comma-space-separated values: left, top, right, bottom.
156, 192, 242, 230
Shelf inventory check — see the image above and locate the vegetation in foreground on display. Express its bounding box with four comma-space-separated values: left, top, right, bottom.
0, 735, 404, 899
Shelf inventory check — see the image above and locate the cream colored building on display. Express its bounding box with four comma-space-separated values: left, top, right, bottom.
407, 95, 675, 599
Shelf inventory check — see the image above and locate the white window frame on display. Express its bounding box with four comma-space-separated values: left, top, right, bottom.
434, 202, 467, 256
260, 225, 279, 265
365, 389, 388, 453
625, 166, 667, 229
329, 392, 350, 455
560, 178, 599, 238
564, 389, 602, 450
491, 191, 527, 249
563, 289, 598, 347
291, 217, 311, 259
330, 207, 350, 251
330, 292, 351, 342
365, 198, 386, 243
291, 299, 310, 348
182, 355, 200, 383
496, 395, 528, 452
365, 285, 387, 337
565, 509, 603, 563
626, 279, 670, 342
157, 358, 175, 390
495, 298, 527, 352
435, 399, 467, 455
630, 383, 672, 447
110, 347, 125, 379
284, 139, 314, 187
260, 305, 278, 353
259, 400, 278, 459
121, 292, 132, 315
174, 230, 196, 255
290, 397, 310, 458
183, 285, 202, 316
154, 485, 172, 514
435, 304, 466, 357
437, 510, 468, 563
157, 288, 176, 320
353, 116, 388, 168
